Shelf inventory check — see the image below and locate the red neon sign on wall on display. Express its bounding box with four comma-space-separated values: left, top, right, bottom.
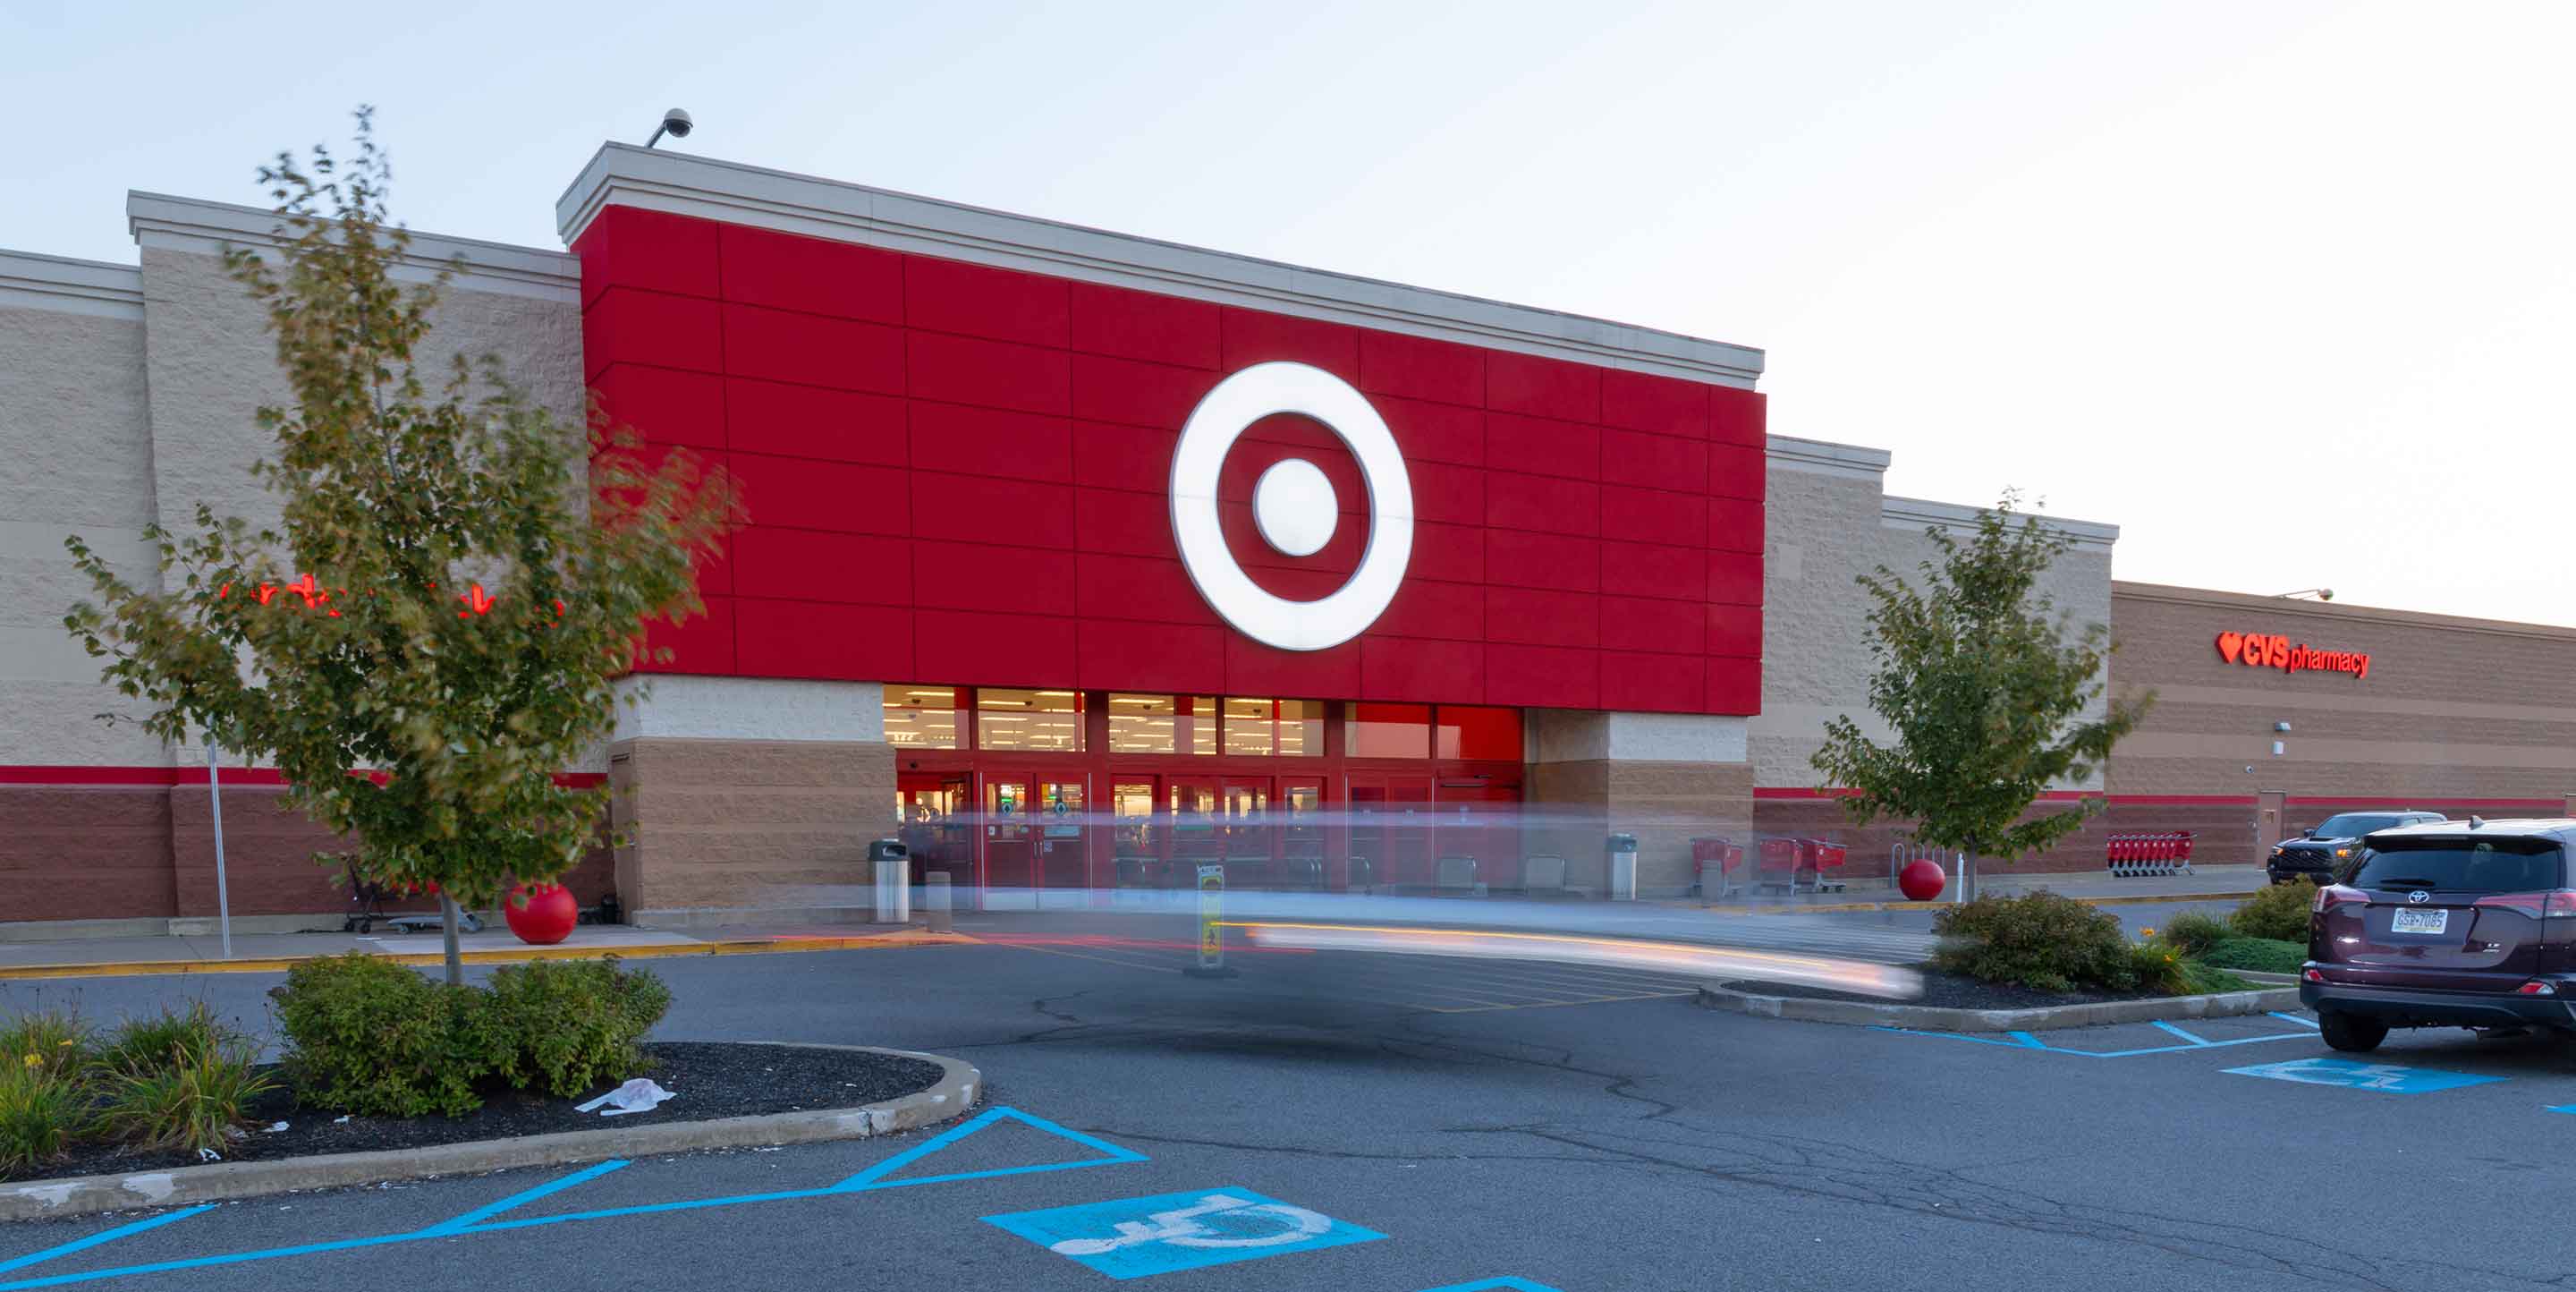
2216, 631, 2371, 680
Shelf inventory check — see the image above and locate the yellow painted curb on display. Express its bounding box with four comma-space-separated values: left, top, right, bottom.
0, 930, 979, 981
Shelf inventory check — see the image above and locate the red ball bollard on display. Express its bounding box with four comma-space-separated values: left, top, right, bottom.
1899, 858, 1947, 902
504, 882, 579, 946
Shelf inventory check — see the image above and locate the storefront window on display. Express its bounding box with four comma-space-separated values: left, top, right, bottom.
1347, 702, 1431, 758
1435, 706, 1522, 761
1185, 696, 1219, 755
1218, 699, 1326, 757
1224, 698, 1275, 756
977, 688, 1084, 752
883, 685, 961, 749
1108, 693, 1177, 753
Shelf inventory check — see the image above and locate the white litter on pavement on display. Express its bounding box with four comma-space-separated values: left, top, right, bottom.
576, 1078, 677, 1117
267, 1121, 289, 1133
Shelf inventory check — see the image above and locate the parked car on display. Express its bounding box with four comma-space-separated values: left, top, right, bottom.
2267, 810, 2445, 885
2300, 818, 2576, 1051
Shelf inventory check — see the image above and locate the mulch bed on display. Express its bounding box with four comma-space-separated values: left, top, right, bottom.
20, 1041, 941, 1184
1725, 968, 2199, 1011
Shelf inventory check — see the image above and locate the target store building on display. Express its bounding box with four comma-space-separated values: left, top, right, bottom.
3, 143, 2143, 928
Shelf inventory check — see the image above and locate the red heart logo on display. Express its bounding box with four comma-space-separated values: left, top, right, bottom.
2216, 632, 2244, 664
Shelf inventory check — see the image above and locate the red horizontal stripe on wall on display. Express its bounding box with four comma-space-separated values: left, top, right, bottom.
1758, 787, 2252, 806
2285, 795, 2563, 811
0, 767, 607, 789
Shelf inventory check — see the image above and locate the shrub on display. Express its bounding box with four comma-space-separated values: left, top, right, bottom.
2201, 937, 2306, 974
2153, 912, 2233, 958
2231, 883, 2317, 943
0, 1010, 92, 1079
483, 958, 670, 1098
2127, 941, 2193, 995
93, 1030, 276, 1157
1933, 892, 2137, 993
0, 1065, 84, 1176
97, 1001, 233, 1077
2180, 961, 2255, 994
269, 954, 498, 1118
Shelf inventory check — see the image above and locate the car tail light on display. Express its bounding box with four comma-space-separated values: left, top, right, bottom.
2314, 884, 2368, 914
2519, 981, 2558, 996
2472, 890, 2576, 919
2303, 967, 2325, 982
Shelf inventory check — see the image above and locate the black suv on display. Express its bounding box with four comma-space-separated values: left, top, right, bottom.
2269, 810, 2445, 885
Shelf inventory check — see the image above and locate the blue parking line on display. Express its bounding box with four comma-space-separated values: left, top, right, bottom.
419, 1158, 629, 1234
2149, 1021, 2208, 1045
0, 1104, 1150, 1292
835, 1106, 1148, 1191
0, 1207, 214, 1277
2269, 1011, 2320, 1029
1419, 1280, 1568, 1291
1876, 1024, 2317, 1059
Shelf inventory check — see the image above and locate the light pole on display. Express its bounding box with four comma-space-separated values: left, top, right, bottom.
204, 734, 233, 959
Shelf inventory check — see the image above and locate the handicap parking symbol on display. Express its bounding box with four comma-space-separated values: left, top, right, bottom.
985, 1186, 1384, 1279
2224, 1057, 2505, 1093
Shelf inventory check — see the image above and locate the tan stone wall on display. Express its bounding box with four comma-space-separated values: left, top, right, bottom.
608, 736, 896, 916
1753, 455, 2114, 794
1527, 758, 1751, 895
2110, 582, 2576, 812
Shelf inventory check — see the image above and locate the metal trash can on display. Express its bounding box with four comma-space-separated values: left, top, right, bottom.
1606, 832, 1639, 902
869, 837, 911, 924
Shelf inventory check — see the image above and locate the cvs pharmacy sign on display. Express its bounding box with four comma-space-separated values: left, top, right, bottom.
2216, 631, 2371, 680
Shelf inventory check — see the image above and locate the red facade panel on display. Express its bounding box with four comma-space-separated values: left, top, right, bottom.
596, 365, 724, 449
580, 208, 1764, 715
716, 224, 902, 322
725, 379, 906, 465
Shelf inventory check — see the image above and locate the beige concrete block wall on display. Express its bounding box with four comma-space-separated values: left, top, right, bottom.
0, 259, 166, 768
608, 737, 897, 917
1753, 437, 2117, 795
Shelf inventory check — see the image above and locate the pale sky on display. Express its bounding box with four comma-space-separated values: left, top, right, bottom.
9, 1, 2570, 625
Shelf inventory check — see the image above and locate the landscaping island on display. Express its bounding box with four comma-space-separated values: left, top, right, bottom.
0, 955, 959, 1194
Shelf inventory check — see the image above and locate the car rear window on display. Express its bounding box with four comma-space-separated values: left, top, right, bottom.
2350, 837, 2566, 893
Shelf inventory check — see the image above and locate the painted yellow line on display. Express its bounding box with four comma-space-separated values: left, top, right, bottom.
0, 931, 980, 981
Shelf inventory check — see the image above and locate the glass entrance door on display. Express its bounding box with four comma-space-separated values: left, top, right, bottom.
1279, 778, 1324, 889
1108, 778, 1162, 891
1035, 775, 1089, 907
897, 774, 973, 897
1219, 778, 1273, 886
1166, 777, 1222, 882
981, 772, 1036, 910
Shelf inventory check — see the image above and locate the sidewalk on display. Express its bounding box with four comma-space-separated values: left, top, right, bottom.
1683, 864, 2267, 915
0, 922, 970, 980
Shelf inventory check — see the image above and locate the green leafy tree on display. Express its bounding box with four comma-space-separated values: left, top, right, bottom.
1810, 492, 2150, 881
62, 111, 737, 983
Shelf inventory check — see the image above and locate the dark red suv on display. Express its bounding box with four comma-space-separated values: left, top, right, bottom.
2300, 819, 2576, 1052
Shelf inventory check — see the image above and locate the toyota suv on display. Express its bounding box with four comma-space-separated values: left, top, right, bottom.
2268, 810, 2445, 885
2300, 819, 2576, 1051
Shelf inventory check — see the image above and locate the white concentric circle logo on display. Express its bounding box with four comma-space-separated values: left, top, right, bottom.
1169, 361, 1413, 651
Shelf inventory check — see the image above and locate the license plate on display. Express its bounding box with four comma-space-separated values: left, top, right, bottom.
2391, 908, 2449, 935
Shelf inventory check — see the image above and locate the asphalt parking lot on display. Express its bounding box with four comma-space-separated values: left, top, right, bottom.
5, 914, 2576, 1292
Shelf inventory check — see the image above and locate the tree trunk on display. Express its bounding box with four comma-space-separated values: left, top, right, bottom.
439, 894, 464, 986
1957, 847, 1978, 902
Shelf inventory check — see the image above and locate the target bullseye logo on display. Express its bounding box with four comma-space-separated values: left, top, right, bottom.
1169, 362, 1413, 651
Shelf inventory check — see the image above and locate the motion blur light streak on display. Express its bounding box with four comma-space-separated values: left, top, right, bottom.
1231, 922, 1923, 999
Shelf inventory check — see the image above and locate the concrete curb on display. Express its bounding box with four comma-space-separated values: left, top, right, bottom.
0, 1043, 980, 1223
1697, 982, 2305, 1033
0, 931, 979, 982
1690, 890, 2264, 916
